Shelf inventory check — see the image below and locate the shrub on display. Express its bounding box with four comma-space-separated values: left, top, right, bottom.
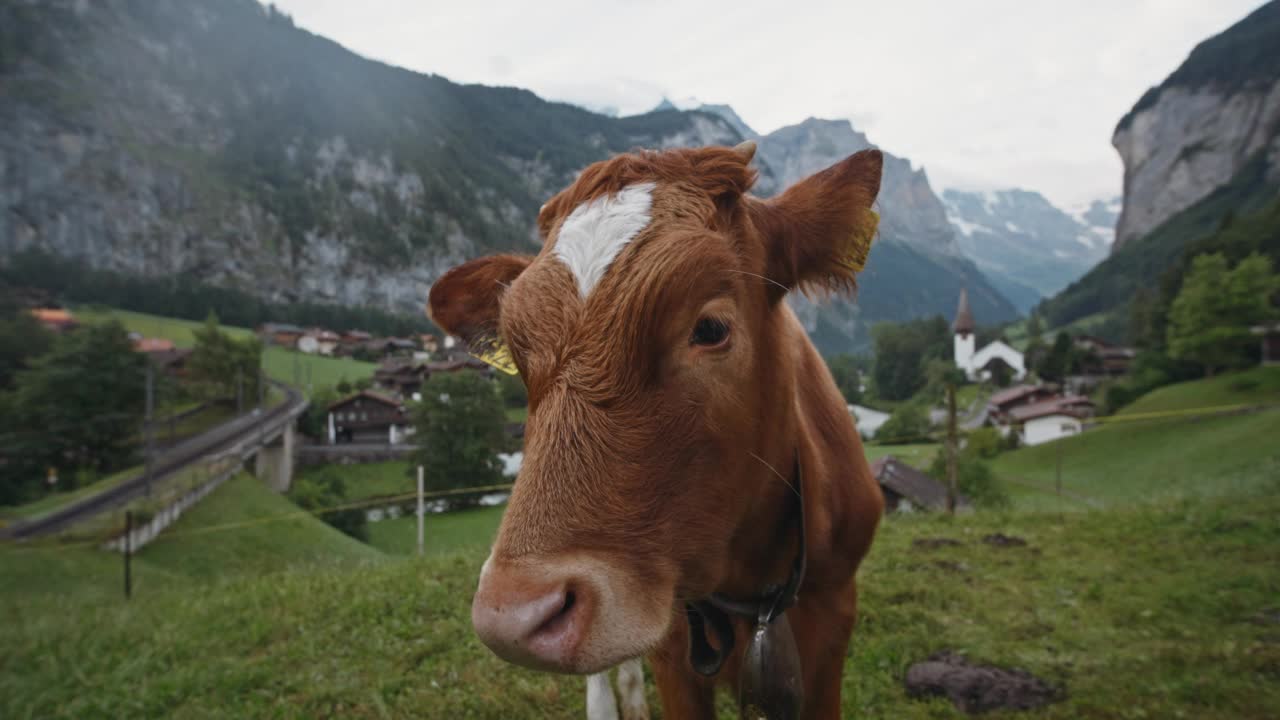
288, 469, 368, 541
875, 404, 931, 444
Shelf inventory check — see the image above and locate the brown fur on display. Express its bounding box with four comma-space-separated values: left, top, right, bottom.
429, 145, 885, 718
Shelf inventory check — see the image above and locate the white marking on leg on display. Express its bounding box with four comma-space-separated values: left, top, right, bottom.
616, 658, 649, 720
553, 183, 655, 297
586, 671, 619, 720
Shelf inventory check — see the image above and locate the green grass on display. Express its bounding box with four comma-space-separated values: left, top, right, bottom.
992, 407, 1280, 511
298, 461, 417, 503
864, 443, 940, 469
367, 505, 505, 556
0, 473, 380, 604
0, 464, 142, 524
3, 482, 1277, 718
504, 405, 529, 423
74, 306, 377, 391
1118, 365, 1280, 416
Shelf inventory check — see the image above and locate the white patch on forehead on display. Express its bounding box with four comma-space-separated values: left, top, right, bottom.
552, 183, 655, 297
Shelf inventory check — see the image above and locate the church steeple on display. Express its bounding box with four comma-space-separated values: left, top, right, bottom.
953, 287, 975, 336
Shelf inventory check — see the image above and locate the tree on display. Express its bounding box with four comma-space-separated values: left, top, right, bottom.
927, 449, 1009, 510
299, 385, 340, 438
825, 353, 866, 405
2, 321, 147, 502
496, 370, 529, 409
1167, 252, 1278, 376
408, 371, 506, 507
875, 404, 930, 444
0, 303, 53, 390
289, 469, 368, 541
870, 317, 951, 401
1036, 331, 1075, 382
187, 312, 263, 403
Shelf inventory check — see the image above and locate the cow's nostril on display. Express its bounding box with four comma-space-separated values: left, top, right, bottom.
532, 587, 577, 638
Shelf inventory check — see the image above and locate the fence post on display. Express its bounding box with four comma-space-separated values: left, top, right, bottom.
417, 465, 425, 557
124, 510, 133, 600
945, 383, 958, 515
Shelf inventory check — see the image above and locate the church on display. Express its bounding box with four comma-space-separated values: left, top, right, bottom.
953, 289, 1026, 382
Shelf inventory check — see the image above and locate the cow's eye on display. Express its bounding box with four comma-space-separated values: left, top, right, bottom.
690, 317, 730, 348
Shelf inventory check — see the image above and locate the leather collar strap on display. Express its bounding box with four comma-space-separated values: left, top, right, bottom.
686, 453, 807, 676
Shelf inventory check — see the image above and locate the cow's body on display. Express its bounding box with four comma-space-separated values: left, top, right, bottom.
429, 143, 884, 718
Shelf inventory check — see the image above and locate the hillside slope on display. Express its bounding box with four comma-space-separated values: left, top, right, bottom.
1, 1, 1017, 354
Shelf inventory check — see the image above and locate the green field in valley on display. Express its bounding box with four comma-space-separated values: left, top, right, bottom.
74, 306, 378, 391
297, 461, 417, 503
2, 370, 1279, 718
863, 442, 940, 469
367, 505, 505, 556
1117, 365, 1280, 416
992, 368, 1280, 512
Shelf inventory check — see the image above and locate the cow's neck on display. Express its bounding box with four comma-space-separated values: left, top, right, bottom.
719, 422, 804, 600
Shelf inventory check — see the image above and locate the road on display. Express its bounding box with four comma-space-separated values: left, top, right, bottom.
1, 383, 308, 541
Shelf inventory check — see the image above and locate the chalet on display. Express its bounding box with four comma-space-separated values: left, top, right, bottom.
298, 330, 341, 356
426, 356, 492, 375
419, 333, 440, 354
258, 322, 305, 348
374, 359, 430, 398
1074, 335, 1136, 376
326, 390, 411, 445
341, 330, 373, 347
366, 337, 419, 359
130, 336, 192, 375
1252, 323, 1280, 365
987, 383, 1059, 423
1007, 395, 1094, 446
870, 456, 970, 513
29, 307, 78, 334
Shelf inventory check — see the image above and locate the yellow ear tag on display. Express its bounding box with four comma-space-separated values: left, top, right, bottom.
843, 209, 879, 273
471, 339, 519, 375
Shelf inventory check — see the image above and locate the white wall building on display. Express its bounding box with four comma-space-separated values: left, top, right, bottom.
953, 288, 1026, 382
1021, 413, 1084, 446
849, 404, 890, 440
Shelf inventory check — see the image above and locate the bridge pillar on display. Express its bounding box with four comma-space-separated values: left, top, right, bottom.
254, 423, 296, 493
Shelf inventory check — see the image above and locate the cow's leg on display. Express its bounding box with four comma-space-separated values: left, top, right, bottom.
790, 581, 860, 719
615, 658, 650, 720
586, 671, 619, 720
649, 621, 716, 719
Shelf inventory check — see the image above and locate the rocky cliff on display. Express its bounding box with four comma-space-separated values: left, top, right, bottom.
1112, 1, 1280, 247
0, 0, 744, 316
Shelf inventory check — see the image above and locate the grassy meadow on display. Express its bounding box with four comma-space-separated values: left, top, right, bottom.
2, 370, 1279, 718
74, 306, 378, 390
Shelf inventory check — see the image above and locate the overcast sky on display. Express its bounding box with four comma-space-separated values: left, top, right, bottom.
271, 0, 1264, 208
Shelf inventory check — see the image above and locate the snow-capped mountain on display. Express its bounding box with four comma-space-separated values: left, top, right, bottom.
941, 190, 1117, 312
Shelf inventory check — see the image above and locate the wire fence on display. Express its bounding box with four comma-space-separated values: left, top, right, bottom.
5, 397, 1277, 557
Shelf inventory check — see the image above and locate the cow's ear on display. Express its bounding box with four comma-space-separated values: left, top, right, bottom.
427, 254, 533, 345
750, 149, 882, 301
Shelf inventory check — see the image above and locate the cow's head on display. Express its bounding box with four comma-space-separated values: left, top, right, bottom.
429, 143, 881, 674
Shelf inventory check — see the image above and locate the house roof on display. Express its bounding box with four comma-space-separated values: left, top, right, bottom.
426, 357, 489, 373
1008, 395, 1093, 422
988, 384, 1048, 408
147, 348, 193, 369
343, 330, 372, 341
327, 390, 404, 412
260, 322, 305, 334
953, 288, 975, 334
134, 337, 175, 352
30, 308, 77, 326
870, 456, 969, 512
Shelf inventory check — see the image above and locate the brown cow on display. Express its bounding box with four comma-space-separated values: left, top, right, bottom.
428, 142, 884, 718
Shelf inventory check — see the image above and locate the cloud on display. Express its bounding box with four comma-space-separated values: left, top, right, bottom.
270, 0, 1267, 207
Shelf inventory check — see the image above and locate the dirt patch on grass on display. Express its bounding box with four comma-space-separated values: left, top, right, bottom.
913, 537, 963, 549
981, 533, 1028, 547
905, 650, 1060, 714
